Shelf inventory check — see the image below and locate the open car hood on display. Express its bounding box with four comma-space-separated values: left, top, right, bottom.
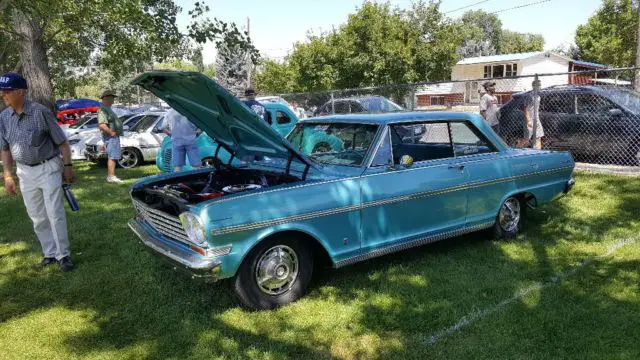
131, 71, 311, 170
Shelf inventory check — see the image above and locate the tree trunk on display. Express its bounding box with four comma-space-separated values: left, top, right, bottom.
11, 10, 55, 111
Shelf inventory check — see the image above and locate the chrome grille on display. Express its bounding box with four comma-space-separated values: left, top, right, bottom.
86, 144, 97, 153
133, 200, 190, 244
163, 148, 172, 170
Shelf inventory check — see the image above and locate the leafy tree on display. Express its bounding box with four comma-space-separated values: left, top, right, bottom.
456, 10, 502, 58
0, 0, 258, 110
575, 0, 638, 67
501, 30, 545, 54
256, 0, 460, 95
254, 59, 297, 94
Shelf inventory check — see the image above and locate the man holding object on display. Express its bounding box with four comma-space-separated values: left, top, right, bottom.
0, 73, 75, 272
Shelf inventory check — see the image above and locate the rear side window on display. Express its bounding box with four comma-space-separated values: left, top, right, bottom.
276, 111, 291, 125
541, 93, 573, 114
450, 122, 496, 156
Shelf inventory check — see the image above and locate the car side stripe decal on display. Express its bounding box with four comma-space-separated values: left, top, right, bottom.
210, 166, 572, 236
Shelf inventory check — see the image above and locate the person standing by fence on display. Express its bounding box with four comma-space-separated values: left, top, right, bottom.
0, 73, 76, 272
479, 81, 500, 135
523, 92, 544, 149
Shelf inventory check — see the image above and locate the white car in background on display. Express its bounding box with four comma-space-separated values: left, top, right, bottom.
84, 111, 167, 168
66, 113, 139, 160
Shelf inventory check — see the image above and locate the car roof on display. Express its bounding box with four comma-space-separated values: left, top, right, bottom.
303, 111, 479, 125
512, 85, 610, 97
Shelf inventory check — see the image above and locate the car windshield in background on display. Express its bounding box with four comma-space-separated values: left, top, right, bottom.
601, 87, 640, 113
69, 116, 95, 129
360, 97, 403, 112
287, 122, 379, 166
129, 115, 159, 133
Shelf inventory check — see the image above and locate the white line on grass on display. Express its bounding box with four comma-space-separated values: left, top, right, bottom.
424, 237, 639, 346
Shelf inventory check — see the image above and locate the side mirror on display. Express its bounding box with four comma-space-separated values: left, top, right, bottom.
609, 108, 623, 117
399, 155, 414, 168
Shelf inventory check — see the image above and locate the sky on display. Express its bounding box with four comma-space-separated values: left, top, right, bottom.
174, 0, 604, 64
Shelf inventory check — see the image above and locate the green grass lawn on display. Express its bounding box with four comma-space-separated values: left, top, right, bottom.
0, 162, 638, 360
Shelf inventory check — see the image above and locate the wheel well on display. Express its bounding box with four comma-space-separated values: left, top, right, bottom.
519, 192, 537, 209
262, 230, 333, 269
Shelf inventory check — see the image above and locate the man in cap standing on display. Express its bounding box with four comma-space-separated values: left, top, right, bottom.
479, 81, 500, 135
0, 73, 76, 272
242, 88, 270, 125
98, 90, 124, 184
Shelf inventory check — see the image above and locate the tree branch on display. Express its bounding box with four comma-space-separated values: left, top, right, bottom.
0, 0, 10, 12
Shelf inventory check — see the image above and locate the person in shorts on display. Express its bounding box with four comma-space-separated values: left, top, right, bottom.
97, 90, 124, 183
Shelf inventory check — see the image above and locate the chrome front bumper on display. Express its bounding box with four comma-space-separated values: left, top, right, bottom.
128, 219, 221, 280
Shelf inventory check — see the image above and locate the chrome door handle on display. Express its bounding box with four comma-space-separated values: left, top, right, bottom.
448, 164, 464, 170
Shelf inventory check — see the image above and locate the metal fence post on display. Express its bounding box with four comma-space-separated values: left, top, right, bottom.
331, 92, 335, 114
531, 75, 541, 149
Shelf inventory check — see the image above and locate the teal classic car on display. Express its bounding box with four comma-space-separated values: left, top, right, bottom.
128, 72, 576, 310
156, 102, 300, 172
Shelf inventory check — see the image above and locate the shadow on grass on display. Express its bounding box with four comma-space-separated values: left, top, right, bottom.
0, 169, 638, 358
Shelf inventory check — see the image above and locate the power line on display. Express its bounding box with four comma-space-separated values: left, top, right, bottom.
444, 0, 490, 14
490, 0, 552, 15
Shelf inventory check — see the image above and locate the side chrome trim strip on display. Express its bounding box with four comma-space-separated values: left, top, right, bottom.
334, 221, 495, 268
211, 166, 573, 236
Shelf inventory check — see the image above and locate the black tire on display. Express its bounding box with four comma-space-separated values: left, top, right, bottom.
233, 235, 314, 310
493, 195, 525, 240
118, 148, 141, 169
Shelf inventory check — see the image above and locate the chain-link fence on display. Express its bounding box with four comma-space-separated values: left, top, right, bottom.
270, 67, 640, 169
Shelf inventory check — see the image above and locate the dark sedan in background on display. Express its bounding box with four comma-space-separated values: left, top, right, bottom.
499, 85, 640, 166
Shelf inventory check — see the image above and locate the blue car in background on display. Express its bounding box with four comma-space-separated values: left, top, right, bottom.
156, 102, 301, 172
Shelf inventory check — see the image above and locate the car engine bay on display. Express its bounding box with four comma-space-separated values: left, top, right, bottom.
131, 168, 300, 216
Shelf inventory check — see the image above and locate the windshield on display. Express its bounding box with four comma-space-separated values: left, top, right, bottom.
286, 122, 379, 166
69, 115, 95, 129
129, 115, 159, 133
600, 87, 640, 113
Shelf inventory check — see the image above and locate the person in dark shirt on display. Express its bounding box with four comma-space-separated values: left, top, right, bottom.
242, 89, 270, 125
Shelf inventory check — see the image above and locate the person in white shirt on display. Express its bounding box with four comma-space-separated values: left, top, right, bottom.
522, 93, 544, 149
163, 109, 201, 172
479, 81, 500, 135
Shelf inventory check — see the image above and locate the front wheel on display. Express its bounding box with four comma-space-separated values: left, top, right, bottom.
233, 236, 313, 310
493, 196, 524, 239
118, 148, 141, 168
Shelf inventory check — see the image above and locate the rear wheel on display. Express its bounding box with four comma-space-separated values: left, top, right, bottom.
493, 196, 524, 239
118, 148, 141, 168
233, 235, 313, 310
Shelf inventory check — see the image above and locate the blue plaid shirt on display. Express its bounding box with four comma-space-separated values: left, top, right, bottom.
0, 101, 68, 165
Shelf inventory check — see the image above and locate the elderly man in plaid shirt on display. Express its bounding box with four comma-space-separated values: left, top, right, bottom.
0, 73, 76, 272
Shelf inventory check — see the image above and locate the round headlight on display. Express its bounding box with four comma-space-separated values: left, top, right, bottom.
179, 212, 207, 247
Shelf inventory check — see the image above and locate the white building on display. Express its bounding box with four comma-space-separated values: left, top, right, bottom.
416, 51, 606, 107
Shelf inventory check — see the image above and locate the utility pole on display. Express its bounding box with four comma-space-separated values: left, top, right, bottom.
635, 8, 640, 91
246, 17, 252, 88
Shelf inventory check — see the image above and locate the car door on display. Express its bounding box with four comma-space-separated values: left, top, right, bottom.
575, 93, 619, 158
539, 92, 578, 151
359, 121, 468, 253
448, 121, 515, 227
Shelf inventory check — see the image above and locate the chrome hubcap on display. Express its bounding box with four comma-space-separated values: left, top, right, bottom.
119, 151, 137, 168
499, 198, 521, 232
255, 245, 299, 295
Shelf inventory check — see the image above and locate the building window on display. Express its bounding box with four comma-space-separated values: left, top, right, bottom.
492, 65, 505, 78
483, 63, 518, 78
430, 96, 445, 106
